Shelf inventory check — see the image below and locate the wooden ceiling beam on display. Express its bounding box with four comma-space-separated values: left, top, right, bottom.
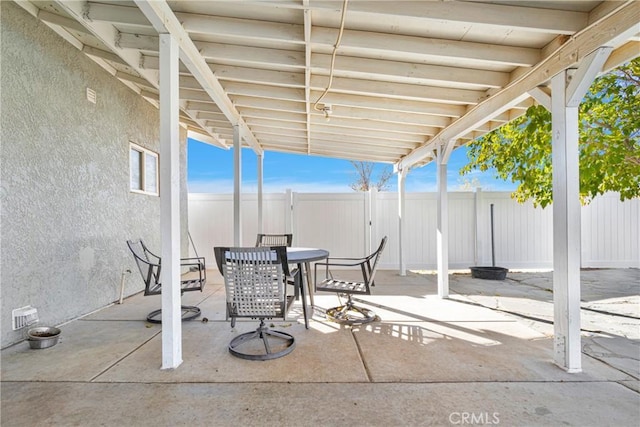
312, 54, 509, 89
312, 26, 540, 67
309, 1, 588, 34
397, 1, 640, 171
310, 75, 484, 105
311, 91, 466, 118
134, 0, 262, 153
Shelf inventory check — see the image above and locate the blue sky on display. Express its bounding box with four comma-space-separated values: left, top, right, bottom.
187, 138, 518, 193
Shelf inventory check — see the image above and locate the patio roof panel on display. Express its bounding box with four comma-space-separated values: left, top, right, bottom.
17, 0, 639, 168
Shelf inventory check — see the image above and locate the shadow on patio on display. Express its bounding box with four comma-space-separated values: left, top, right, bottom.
1, 270, 638, 426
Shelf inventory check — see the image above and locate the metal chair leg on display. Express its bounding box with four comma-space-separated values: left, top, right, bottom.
324, 295, 378, 325
228, 319, 296, 360
146, 305, 201, 324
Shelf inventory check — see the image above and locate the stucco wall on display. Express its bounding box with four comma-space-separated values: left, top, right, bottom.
1, 2, 189, 348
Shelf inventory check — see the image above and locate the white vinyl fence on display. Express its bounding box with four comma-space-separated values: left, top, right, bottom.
188, 191, 639, 271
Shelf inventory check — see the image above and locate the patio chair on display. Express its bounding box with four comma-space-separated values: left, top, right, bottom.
256, 233, 300, 293
255, 233, 293, 247
314, 236, 387, 325
126, 239, 206, 324
214, 246, 296, 360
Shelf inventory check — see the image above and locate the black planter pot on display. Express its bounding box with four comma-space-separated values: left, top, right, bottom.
470, 266, 508, 280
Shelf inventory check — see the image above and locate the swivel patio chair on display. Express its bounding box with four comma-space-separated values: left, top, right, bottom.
256, 233, 299, 293
315, 236, 387, 325
126, 239, 206, 324
255, 233, 293, 247
214, 246, 296, 360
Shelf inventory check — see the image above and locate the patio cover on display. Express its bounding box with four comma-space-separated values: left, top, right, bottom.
15, 0, 639, 371
16, 0, 639, 167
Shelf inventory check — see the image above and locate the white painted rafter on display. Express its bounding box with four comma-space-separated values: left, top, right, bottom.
325, 106, 452, 128
197, 42, 305, 71
231, 96, 305, 114
179, 12, 304, 46
84, 2, 150, 27
311, 26, 541, 68
46, 0, 226, 148
212, 66, 305, 88
87, 2, 546, 67
310, 139, 410, 156
246, 119, 307, 131
303, 0, 312, 154
310, 91, 466, 118
133, 0, 262, 154
310, 76, 484, 105
312, 54, 509, 89
241, 108, 307, 124
37, 9, 88, 33
312, 125, 429, 144
299, 1, 588, 34
309, 115, 435, 135
82, 45, 127, 65
397, 1, 640, 171
223, 82, 305, 102
603, 41, 640, 73
19, 0, 639, 168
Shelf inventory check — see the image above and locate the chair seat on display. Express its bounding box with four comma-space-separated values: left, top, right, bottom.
228, 295, 294, 319
316, 278, 368, 294
181, 278, 206, 291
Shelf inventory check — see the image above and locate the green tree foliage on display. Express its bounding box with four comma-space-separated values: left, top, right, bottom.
350, 161, 393, 191
461, 58, 640, 208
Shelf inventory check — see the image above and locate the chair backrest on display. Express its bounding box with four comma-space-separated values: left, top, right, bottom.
214, 246, 290, 319
255, 233, 293, 247
126, 239, 161, 295
365, 236, 387, 286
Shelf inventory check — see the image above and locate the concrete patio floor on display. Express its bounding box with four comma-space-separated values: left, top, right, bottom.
1, 269, 638, 426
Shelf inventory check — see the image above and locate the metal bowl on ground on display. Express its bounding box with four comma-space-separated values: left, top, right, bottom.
27, 326, 61, 349
470, 266, 509, 280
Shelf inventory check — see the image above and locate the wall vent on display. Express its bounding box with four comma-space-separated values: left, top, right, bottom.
12, 306, 38, 330
86, 87, 97, 104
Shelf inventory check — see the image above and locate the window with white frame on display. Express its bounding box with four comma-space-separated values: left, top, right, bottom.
129, 143, 158, 195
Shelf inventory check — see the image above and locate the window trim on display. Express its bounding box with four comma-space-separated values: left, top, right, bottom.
129, 142, 159, 196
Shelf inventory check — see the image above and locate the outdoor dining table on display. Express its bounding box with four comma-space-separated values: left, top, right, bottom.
286, 247, 329, 329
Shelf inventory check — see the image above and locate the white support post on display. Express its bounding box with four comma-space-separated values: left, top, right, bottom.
550, 48, 611, 373
233, 125, 242, 246
436, 145, 449, 298
551, 69, 582, 373
364, 189, 371, 255
285, 189, 294, 236
368, 188, 377, 256
473, 188, 482, 266
257, 152, 264, 234
398, 169, 407, 276
158, 33, 182, 370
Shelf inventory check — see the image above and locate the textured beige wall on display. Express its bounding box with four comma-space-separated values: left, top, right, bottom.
1, 2, 189, 347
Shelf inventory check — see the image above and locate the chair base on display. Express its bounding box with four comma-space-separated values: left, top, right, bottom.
146, 305, 201, 324
229, 320, 295, 360
325, 303, 379, 325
